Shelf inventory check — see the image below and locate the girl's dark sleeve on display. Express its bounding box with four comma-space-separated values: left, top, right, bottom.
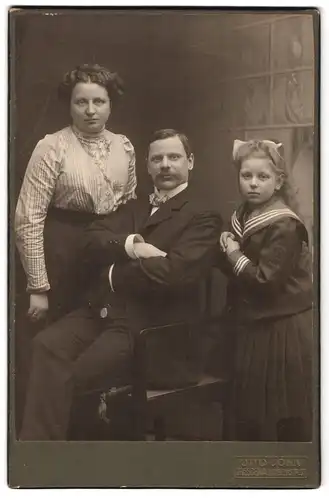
226, 218, 306, 294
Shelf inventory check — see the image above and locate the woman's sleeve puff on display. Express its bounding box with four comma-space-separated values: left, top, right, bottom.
15, 134, 62, 292
120, 135, 137, 203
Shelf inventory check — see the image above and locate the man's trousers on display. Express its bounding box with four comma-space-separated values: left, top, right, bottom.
20, 306, 133, 441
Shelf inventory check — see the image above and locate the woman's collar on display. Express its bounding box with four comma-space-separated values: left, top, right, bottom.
71, 124, 106, 140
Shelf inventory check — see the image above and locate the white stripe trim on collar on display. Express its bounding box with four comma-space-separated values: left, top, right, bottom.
232, 208, 301, 239
243, 210, 300, 235
244, 208, 300, 231
231, 212, 243, 237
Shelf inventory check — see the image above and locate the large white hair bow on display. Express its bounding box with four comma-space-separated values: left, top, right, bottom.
232, 139, 283, 160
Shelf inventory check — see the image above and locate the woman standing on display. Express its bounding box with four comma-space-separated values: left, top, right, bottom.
15, 63, 137, 323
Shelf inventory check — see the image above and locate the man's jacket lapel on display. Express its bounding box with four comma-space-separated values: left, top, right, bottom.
142, 188, 190, 230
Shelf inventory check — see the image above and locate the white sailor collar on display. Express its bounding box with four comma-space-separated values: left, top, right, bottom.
231, 201, 303, 241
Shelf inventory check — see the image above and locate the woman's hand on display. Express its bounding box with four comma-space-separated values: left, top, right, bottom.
133, 242, 167, 259
28, 293, 49, 322
225, 237, 240, 255
219, 231, 236, 252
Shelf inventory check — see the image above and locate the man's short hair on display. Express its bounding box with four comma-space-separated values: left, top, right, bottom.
148, 129, 192, 157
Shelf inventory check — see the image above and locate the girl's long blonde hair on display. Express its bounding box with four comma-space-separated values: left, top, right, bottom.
233, 140, 300, 214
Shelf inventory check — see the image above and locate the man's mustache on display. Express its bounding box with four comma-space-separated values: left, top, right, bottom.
156, 172, 177, 179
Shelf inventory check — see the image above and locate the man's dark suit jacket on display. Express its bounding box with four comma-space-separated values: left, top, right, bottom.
81, 188, 222, 387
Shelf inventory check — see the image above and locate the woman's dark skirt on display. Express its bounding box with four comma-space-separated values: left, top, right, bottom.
15, 207, 106, 436
223, 308, 314, 442
44, 207, 105, 322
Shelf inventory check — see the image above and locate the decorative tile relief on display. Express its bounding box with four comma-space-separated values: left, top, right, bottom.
292, 143, 314, 213
273, 70, 314, 124
291, 127, 314, 246
272, 15, 314, 70
243, 77, 270, 127
216, 77, 270, 128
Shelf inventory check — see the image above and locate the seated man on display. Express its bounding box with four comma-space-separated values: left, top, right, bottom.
20, 129, 223, 440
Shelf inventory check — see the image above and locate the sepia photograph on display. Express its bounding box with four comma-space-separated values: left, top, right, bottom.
8, 7, 320, 488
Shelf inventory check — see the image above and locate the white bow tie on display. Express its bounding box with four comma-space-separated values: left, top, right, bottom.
149, 193, 170, 207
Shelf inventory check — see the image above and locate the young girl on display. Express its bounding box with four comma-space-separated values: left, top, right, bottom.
219, 139, 313, 442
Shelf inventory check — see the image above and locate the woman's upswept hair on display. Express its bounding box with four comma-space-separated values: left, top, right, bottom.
233, 139, 300, 213
58, 63, 124, 104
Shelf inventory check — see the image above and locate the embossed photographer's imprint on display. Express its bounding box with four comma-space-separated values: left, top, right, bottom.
234, 456, 308, 479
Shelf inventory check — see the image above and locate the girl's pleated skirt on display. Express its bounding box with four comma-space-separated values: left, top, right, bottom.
224, 308, 314, 441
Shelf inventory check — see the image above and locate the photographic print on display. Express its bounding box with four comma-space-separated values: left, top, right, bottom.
8, 7, 320, 488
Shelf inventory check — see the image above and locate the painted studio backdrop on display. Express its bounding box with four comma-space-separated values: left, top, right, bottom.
12, 10, 316, 436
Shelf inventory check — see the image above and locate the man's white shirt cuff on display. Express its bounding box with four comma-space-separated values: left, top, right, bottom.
125, 234, 145, 259
109, 264, 115, 292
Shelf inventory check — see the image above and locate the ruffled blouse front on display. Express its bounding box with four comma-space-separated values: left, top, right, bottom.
15, 126, 137, 292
